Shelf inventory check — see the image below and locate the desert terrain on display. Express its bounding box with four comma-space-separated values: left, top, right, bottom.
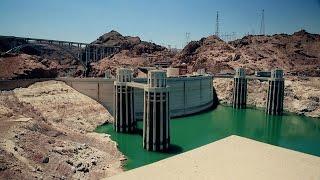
1, 29, 319, 180
2, 30, 318, 80
0, 81, 124, 179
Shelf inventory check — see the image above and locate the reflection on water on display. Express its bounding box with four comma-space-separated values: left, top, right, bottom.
232, 108, 247, 136
96, 105, 320, 170
229, 108, 283, 146
264, 115, 282, 145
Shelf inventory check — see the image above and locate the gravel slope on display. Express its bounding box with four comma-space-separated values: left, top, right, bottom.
0, 81, 124, 179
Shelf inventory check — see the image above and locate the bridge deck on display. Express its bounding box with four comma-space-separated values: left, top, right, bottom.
0, 35, 120, 48
126, 82, 147, 89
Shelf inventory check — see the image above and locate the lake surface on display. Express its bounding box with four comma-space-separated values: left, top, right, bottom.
96, 105, 320, 170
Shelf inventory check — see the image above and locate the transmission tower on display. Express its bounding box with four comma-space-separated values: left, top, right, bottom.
185, 32, 190, 47
231, 32, 236, 41
259, 9, 265, 35
215, 11, 220, 37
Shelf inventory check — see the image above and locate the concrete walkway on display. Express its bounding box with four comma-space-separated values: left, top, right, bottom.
107, 135, 320, 180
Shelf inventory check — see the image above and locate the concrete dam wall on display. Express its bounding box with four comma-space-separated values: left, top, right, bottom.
134, 76, 214, 118
0, 76, 215, 118
60, 76, 214, 118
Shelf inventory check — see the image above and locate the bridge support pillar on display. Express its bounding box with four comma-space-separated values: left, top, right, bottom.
232, 68, 247, 109
100, 47, 102, 60
114, 68, 136, 133
85, 46, 89, 64
106, 48, 109, 56
143, 70, 170, 151
266, 69, 284, 115
77, 44, 80, 59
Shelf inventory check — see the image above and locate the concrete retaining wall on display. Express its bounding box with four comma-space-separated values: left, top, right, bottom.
0, 76, 214, 118
55, 78, 115, 112
126, 76, 214, 118
107, 135, 320, 180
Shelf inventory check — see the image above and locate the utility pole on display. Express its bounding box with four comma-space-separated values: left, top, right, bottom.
215, 11, 220, 37
259, 9, 265, 35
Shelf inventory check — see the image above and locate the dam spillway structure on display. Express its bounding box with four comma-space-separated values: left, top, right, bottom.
114, 68, 136, 133
266, 69, 285, 115
232, 68, 247, 109
143, 70, 170, 151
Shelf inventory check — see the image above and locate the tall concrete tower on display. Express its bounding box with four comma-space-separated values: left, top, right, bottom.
143, 70, 170, 151
266, 69, 284, 115
114, 68, 136, 133
232, 68, 247, 109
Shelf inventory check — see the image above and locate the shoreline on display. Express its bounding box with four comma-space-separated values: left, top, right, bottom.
213, 76, 320, 119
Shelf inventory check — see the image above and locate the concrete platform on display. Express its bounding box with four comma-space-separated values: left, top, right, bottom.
107, 135, 320, 180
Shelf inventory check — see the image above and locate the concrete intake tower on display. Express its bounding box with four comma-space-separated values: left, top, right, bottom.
143, 70, 170, 151
114, 68, 136, 133
232, 68, 247, 109
266, 69, 284, 115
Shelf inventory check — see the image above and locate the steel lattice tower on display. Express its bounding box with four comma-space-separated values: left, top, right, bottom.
215, 11, 220, 37
260, 9, 265, 35
185, 32, 190, 47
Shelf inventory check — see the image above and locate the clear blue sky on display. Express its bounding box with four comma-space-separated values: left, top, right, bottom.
1, 0, 320, 48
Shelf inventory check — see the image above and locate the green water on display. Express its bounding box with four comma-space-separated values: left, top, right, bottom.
96, 105, 320, 170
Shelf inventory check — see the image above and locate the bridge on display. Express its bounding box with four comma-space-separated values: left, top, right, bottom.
0, 35, 121, 70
